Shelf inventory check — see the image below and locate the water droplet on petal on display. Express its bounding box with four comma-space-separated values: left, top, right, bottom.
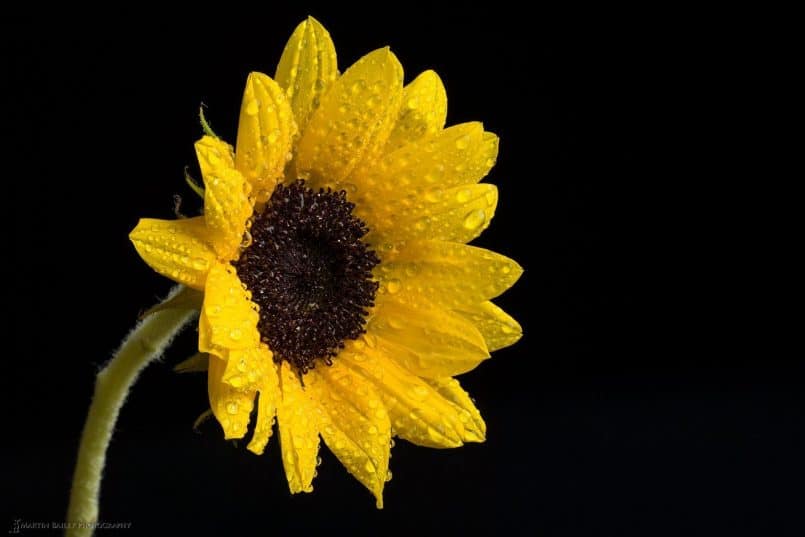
226, 402, 239, 414
386, 279, 401, 294
456, 189, 472, 203
463, 209, 486, 230
245, 99, 260, 116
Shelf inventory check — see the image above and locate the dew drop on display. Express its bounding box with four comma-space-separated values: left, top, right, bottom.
386, 279, 401, 294
229, 328, 243, 340
385, 470, 393, 482
245, 99, 260, 116
455, 135, 470, 149
463, 209, 486, 230
192, 257, 209, 271
364, 460, 376, 474
226, 402, 239, 415
456, 189, 472, 203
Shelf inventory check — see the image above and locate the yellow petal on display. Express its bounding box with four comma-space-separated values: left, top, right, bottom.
308, 361, 391, 508
129, 216, 215, 290
454, 301, 522, 352
368, 296, 489, 377
208, 356, 256, 440
235, 72, 297, 197
277, 362, 321, 493
365, 183, 498, 245
220, 344, 272, 391
423, 376, 486, 442
198, 262, 260, 353
350, 123, 498, 212
194, 136, 252, 260
296, 47, 403, 188
275, 16, 338, 134
385, 70, 447, 151
247, 361, 281, 455
340, 344, 481, 447
378, 240, 522, 308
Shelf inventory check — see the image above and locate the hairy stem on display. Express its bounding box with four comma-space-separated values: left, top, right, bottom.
66, 286, 197, 537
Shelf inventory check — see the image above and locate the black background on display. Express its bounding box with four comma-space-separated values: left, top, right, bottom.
7, 7, 802, 537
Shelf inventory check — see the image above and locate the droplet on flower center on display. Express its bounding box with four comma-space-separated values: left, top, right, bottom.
235, 181, 380, 374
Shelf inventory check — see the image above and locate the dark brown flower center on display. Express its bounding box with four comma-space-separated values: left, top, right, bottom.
235, 180, 379, 374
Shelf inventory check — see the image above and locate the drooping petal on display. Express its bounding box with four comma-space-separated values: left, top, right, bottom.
295, 47, 403, 188
235, 72, 297, 198
208, 356, 256, 440
365, 183, 498, 245
340, 343, 483, 448
454, 301, 522, 352
377, 240, 523, 309
275, 16, 338, 134
385, 70, 447, 151
423, 376, 486, 442
367, 296, 489, 378
198, 262, 260, 354
129, 216, 215, 290
194, 136, 252, 260
277, 362, 321, 493
350, 123, 498, 215
247, 361, 281, 455
308, 361, 391, 508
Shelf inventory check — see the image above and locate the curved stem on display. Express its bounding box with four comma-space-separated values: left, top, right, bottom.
66, 286, 197, 537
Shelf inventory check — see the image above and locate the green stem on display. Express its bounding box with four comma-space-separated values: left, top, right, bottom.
66, 286, 197, 537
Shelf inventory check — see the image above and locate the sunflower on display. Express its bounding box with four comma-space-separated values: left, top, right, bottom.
129, 17, 522, 507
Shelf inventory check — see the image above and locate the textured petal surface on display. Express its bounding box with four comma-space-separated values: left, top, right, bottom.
367, 297, 489, 377
423, 377, 486, 442
247, 362, 281, 455
195, 136, 252, 259
199, 263, 260, 353
277, 362, 321, 493
219, 344, 272, 391
296, 48, 403, 187
309, 361, 391, 508
377, 240, 523, 308
275, 16, 338, 134
340, 343, 483, 447
235, 72, 296, 198
350, 123, 498, 217
385, 70, 447, 151
454, 301, 522, 352
129, 216, 215, 290
208, 356, 256, 440
365, 183, 498, 245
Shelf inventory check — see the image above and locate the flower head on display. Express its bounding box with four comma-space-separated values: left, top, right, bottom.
130, 17, 522, 507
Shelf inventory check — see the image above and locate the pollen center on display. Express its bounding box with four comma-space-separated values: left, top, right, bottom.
235, 180, 380, 374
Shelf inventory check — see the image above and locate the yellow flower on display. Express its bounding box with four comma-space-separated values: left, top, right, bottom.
129, 17, 522, 508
